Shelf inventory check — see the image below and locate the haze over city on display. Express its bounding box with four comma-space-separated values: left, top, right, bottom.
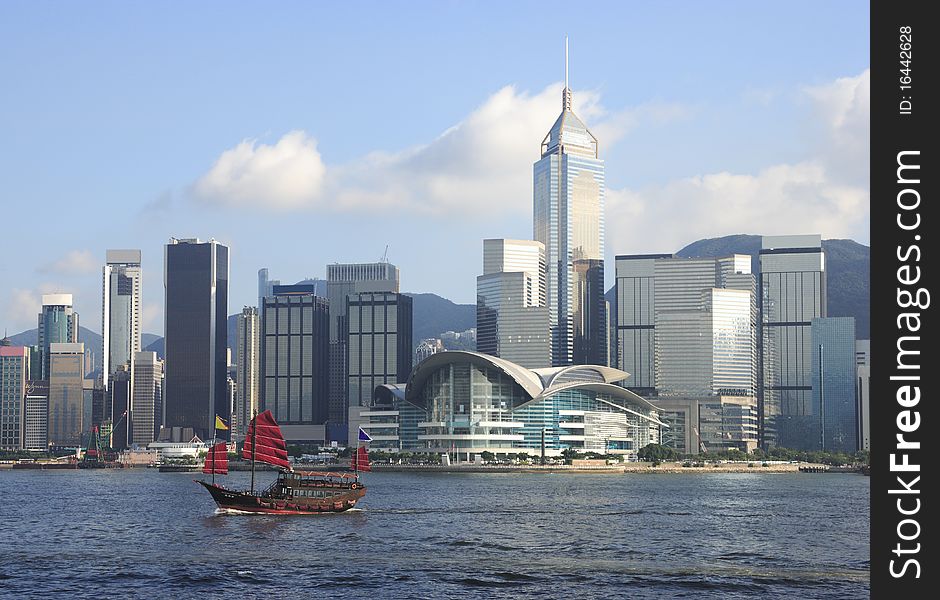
1, 1, 869, 335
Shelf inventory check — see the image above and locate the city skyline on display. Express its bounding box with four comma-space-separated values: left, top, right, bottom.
1, 2, 869, 337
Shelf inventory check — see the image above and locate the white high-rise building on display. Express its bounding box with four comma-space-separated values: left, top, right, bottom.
615, 254, 757, 398
235, 306, 260, 442
131, 351, 163, 446
476, 239, 550, 369
102, 250, 142, 389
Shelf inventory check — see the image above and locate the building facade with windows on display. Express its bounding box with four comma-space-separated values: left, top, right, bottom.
476, 239, 550, 369
38, 294, 79, 380
235, 306, 261, 442
759, 234, 826, 448
102, 250, 142, 388
260, 285, 329, 442
163, 238, 229, 441
346, 292, 412, 412
326, 262, 400, 433
0, 346, 29, 450
615, 254, 756, 399
810, 317, 857, 453
533, 71, 607, 367
48, 343, 85, 447
131, 351, 163, 446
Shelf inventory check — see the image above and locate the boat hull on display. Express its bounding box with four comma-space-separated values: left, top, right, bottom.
196, 480, 365, 515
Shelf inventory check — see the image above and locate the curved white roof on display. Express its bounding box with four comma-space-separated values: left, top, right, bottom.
405, 351, 545, 402
531, 365, 630, 388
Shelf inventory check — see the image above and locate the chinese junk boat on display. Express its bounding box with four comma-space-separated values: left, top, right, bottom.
195, 410, 369, 515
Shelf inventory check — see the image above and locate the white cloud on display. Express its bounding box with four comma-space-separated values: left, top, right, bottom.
6, 289, 39, 333
607, 162, 869, 255
193, 84, 687, 216
140, 302, 162, 334
39, 250, 98, 276
607, 69, 870, 254
803, 69, 870, 186
193, 130, 326, 210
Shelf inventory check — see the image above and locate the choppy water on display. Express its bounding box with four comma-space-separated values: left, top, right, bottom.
0, 469, 869, 598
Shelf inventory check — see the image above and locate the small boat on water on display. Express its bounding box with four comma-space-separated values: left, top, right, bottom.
195, 410, 370, 515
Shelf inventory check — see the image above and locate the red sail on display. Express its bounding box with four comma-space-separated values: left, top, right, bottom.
203, 442, 229, 475
351, 446, 371, 472
242, 410, 291, 469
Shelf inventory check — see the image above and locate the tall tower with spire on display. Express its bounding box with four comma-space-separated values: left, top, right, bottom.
533, 38, 607, 366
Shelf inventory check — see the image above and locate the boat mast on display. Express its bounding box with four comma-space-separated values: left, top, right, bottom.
211, 437, 216, 486
250, 409, 257, 494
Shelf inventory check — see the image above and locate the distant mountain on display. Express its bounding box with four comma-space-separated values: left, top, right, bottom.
675, 235, 869, 338
141, 333, 161, 348
405, 293, 476, 346
7, 326, 102, 355
143, 336, 164, 359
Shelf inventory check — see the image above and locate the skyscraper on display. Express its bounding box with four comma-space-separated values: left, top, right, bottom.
102, 250, 142, 388
476, 239, 550, 368
48, 342, 84, 447
258, 268, 280, 309
38, 294, 79, 380
809, 317, 856, 453
0, 345, 29, 450
656, 288, 755, 397
131, 351, 163, 446
24, 380, 49, 451
235, 306, 261, 442
260, 285, 329, 442
163, 238, 229, 440
759, 234, 826, 449
856, 339, 870, 452
326, 262, 400, 430
533, 41, 606, 366
615, 254, 756, 398
346, 291, 413, 409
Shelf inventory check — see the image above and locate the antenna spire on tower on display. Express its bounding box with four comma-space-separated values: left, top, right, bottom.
565, 35, 569, 89
563, 36, 572, 111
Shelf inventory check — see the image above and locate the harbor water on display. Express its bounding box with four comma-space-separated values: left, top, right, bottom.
0, 469, 869, 598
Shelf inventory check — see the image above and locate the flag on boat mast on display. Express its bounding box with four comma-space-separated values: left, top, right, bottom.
358, 427, 372, 442
215, 415, 229, 431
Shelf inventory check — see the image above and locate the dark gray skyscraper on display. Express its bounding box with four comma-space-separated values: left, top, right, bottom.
326, 262, 400, 433
346, 292, 413, 409
260, 285, 329, 442
163, 238, 229, 440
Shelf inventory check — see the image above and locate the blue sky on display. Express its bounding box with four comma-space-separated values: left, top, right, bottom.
0, 1, 869, 335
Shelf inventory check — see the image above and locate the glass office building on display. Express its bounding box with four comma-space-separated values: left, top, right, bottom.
48, 343, 85, 447
534, 78, 607, 367
476, 239, 550, 369
810, 317, 857, 453
759, 234, 826, 448
356, 351, 663, 459
102, 250, 142, 387
38, 294, 79, 380
260, 285, 330, 440
615, 254, 756, 399
163, 238, 229, 441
